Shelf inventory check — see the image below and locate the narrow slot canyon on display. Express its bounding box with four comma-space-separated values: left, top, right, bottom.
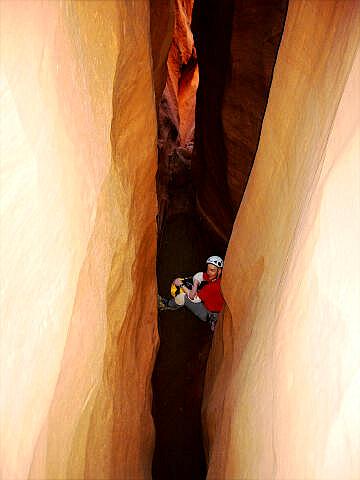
152, 1, 286, 477
152, 2, 224, 477
1, 2, 359, 480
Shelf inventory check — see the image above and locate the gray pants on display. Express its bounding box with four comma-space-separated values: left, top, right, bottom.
167, 296, 216, 323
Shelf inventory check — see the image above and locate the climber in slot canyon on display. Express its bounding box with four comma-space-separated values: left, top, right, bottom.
158, 256, 224, 331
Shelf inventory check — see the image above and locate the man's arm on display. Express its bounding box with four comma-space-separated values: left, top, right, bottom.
188, 272, 203, 300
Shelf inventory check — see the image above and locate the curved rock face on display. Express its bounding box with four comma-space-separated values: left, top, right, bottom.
155, 0, 198, 230
0, 2, 158, 479
203, 1, 360, 478
163, 0, 197, 146
192, 0, 288, 241
2, 1, 359, 479
150, 0, 175, 108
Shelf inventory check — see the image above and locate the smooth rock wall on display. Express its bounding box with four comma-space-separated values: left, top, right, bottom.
150, 0, 175, 108
155, 0, 197, 231
204, 1, 360, 478
162, 0, 196, 145
0, 2, 158, 479
192, 0, 288, 241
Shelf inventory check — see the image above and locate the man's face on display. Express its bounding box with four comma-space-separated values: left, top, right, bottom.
207, 264, 219, 280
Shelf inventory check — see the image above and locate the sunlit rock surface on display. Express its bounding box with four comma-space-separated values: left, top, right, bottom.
163, 0, 197, 145
156, 0, 198, 230
0, 2, 158, 479
203, 1, 360, 478
192, 0, 288, 241
150, 0, 175, 108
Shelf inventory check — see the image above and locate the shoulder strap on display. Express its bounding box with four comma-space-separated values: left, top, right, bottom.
197, 280, 208, 291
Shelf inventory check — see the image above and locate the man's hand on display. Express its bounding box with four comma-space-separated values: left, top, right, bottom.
173, 278, 183, 287
188, 287, 197, 300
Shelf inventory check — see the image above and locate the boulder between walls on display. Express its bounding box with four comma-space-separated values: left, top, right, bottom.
0, 2, 158, 479
204, 1, 360, 478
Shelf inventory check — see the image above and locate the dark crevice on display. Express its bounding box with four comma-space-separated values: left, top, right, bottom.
151, 1, 288, 478
152, 161, 226, 479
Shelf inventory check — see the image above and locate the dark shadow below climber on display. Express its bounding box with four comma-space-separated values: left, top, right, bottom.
152, 212, 226, 480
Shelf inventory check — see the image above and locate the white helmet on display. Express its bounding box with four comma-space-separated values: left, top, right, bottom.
206, 255, 224, 268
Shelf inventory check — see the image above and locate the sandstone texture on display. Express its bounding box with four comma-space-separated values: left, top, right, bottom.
0, 2, 158, 479
164, 0, 197, 146
155, 0, 198, 230
2, 1, 359, 479
203, 1, 360, 478
150, 0, 175, 108
192, 0, 288, 241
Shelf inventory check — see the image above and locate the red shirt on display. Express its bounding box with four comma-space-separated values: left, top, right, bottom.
197, 272, 224, 312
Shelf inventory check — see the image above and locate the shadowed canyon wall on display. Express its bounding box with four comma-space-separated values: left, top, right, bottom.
155, 0, 199, 230
204, 1, 360, 478
0, 2, 159, 479
150, 0, 175, 108
192, 0, 288, 241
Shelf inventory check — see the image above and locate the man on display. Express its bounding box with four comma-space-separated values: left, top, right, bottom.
158, 256, 224, 331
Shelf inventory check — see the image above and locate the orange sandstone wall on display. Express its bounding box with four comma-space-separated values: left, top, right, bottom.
163, 0, 197, 146
192, 0, 287, 241
0, 2, 158, 479
204, 1, 360, 479
150, 0, 175, 108
156, 0, 197, 229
